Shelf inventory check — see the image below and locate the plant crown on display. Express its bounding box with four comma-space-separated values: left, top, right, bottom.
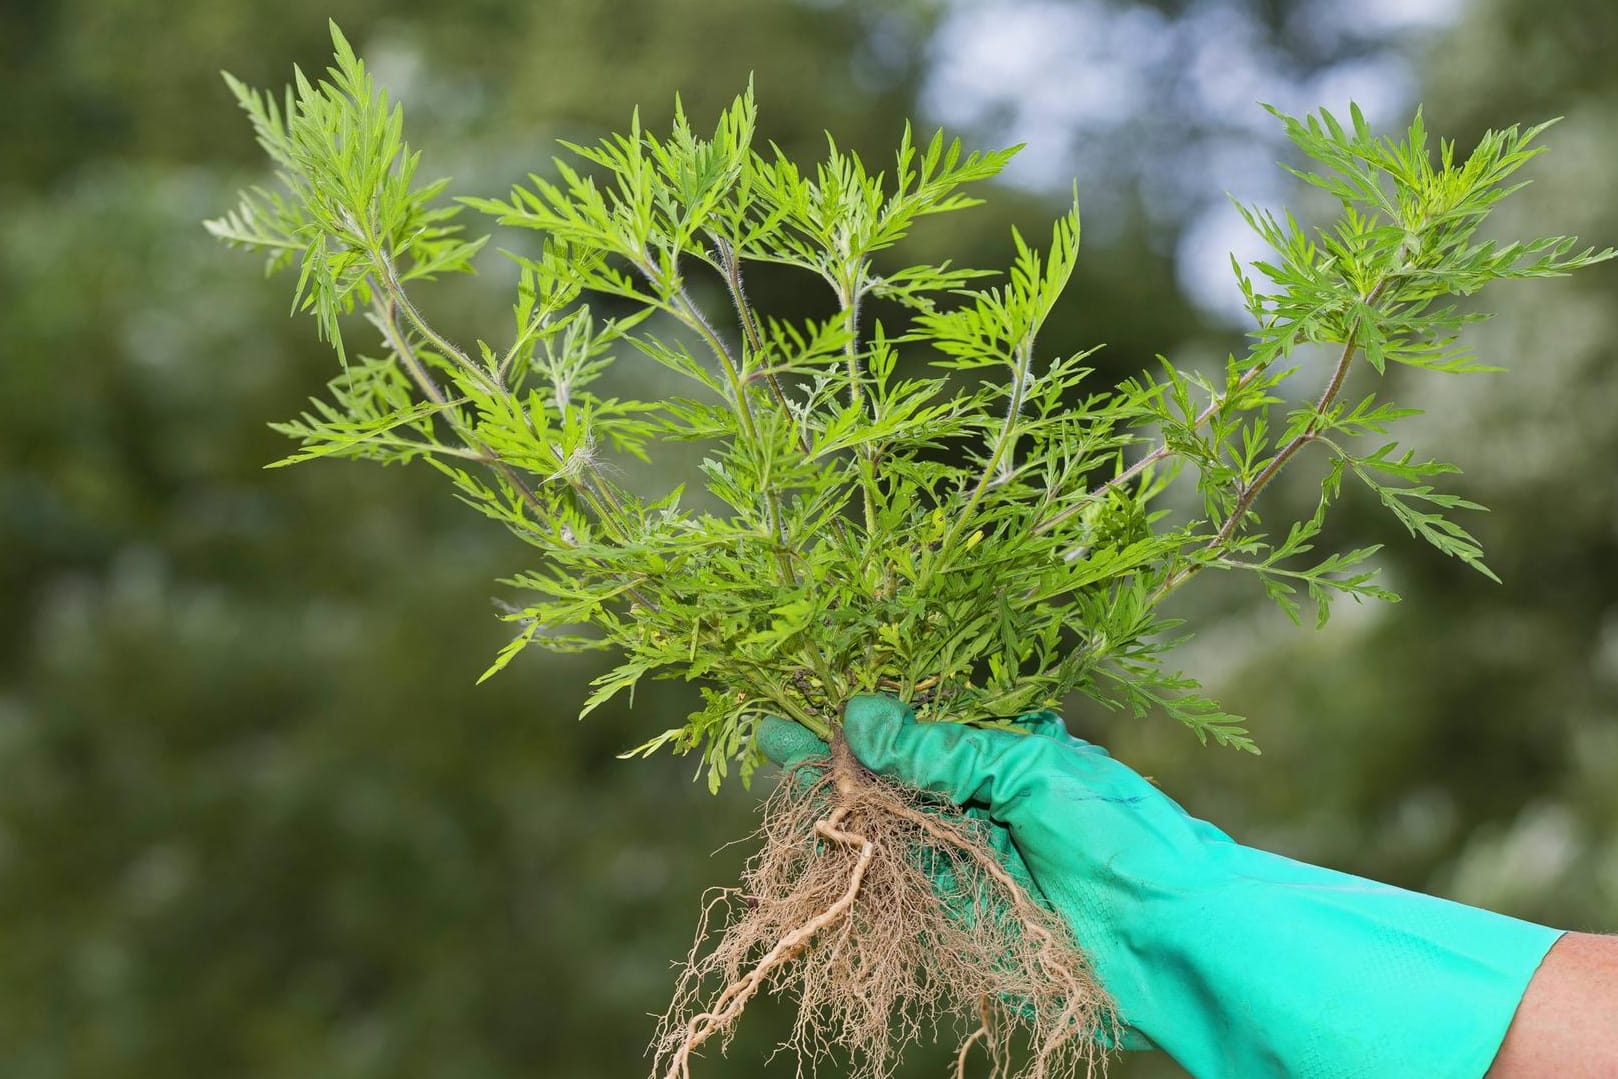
209, 23, 1612, 789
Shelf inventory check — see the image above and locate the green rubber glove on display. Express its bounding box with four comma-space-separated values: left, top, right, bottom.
758, 696, 1562, 1078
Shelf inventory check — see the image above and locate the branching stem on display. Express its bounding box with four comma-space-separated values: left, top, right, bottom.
365, 239, 502, 397
930, 336, 1034, 577
835, 270, 881, 535
371, 293, 540, 511
712, 235, 798, 434
644, 253, 801, 584
641, 255, 760, 439
1156, 278, 1392, 597
1032, 365, 1266, 542
712, 236, 860, 556
370, 290, 660, 613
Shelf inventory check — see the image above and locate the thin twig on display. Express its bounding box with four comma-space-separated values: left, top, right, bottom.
371, 294, 545, 516
929, 335, 1035, 581
371, 268, 633, 533
712, 235, 799, 436
374, 250, 503, 396
711, 234, 861, 558
1032, 363, 1268, 541
834, 269, 881, 534
641, 252, 801, 583
361, 221, 643, 565
370, 292, 660, 613
1155, 279, 1391, 597
639, 253, 761, 440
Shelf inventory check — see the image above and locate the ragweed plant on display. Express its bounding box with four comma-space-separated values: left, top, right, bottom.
210, 24, 1610, 1078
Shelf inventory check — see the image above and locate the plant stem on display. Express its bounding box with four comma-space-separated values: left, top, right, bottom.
1032, 366, 1268, 542
1034, 272, 1396, 563
1216, 281, 1391, 546
371, 293, 541, 511
935, 336, 1033, 565
712, 236, 860, 553
367, 242, 502, 397
791, 706, 834, 742
369, 292, 660, 612
641, 255, 760, 439
712, 236, 798, 434
368, 229, 653, 549
834, 271, 881, 536
1155, 279, 1391, 597
644, 254, 803, 585
370, 260, 639, 534
839, 274, 865, 409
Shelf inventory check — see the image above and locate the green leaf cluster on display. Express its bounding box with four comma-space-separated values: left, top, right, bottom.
211, 24, 1612, 789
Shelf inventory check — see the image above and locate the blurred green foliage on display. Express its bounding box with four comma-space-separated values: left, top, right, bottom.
2, 2, 1615, 1078
1167, 0, 1618, 933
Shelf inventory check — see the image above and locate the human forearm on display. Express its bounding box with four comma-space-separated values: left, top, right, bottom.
1487, 932, 1618, 1078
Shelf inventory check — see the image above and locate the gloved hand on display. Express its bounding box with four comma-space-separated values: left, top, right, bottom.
758, 695, 1562, 1079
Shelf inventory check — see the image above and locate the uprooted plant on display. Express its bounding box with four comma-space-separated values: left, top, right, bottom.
209, 22, 1611, 1078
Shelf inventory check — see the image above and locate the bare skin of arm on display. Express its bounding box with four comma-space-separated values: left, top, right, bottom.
1487, 933, 1618, 1077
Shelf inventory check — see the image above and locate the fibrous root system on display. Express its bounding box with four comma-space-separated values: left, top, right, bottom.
653, 736, 1116, 1078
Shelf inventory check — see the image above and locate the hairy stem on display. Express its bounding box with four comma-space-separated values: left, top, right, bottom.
931, 335, 1034, 577
1157, 278, 1391, 597
839, 274, 866, 407
835, 272, 881, 535
1032, 365, 1266, 543
370, 247, 502, 397
712, 235, 861, 561
712, 236, 798, 436
371, 294, 541, 513
372, 253, 636, 539
639, 253, 800, 583
369, 291, 660, 612
640, 254, 760, 440
707, 238, 812, 587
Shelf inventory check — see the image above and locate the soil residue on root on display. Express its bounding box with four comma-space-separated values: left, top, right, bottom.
653, 736, 1117, 1078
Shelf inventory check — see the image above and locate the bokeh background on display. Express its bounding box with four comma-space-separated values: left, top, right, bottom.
3, 0, 1617, 1076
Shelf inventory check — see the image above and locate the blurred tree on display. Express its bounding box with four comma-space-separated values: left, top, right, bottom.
12, 1, 1600, 1078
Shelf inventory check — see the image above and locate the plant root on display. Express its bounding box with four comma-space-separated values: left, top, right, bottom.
653, 737, 1116, 1079
955, 996, 1002, 1079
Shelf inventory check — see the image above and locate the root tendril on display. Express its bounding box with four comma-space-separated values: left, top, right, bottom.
652, 739, 1115, 1079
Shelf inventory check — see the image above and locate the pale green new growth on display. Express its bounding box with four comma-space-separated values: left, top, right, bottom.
210, 23, 1612, 790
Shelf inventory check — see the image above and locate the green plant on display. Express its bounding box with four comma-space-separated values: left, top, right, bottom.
209, 23, 1610, 1077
